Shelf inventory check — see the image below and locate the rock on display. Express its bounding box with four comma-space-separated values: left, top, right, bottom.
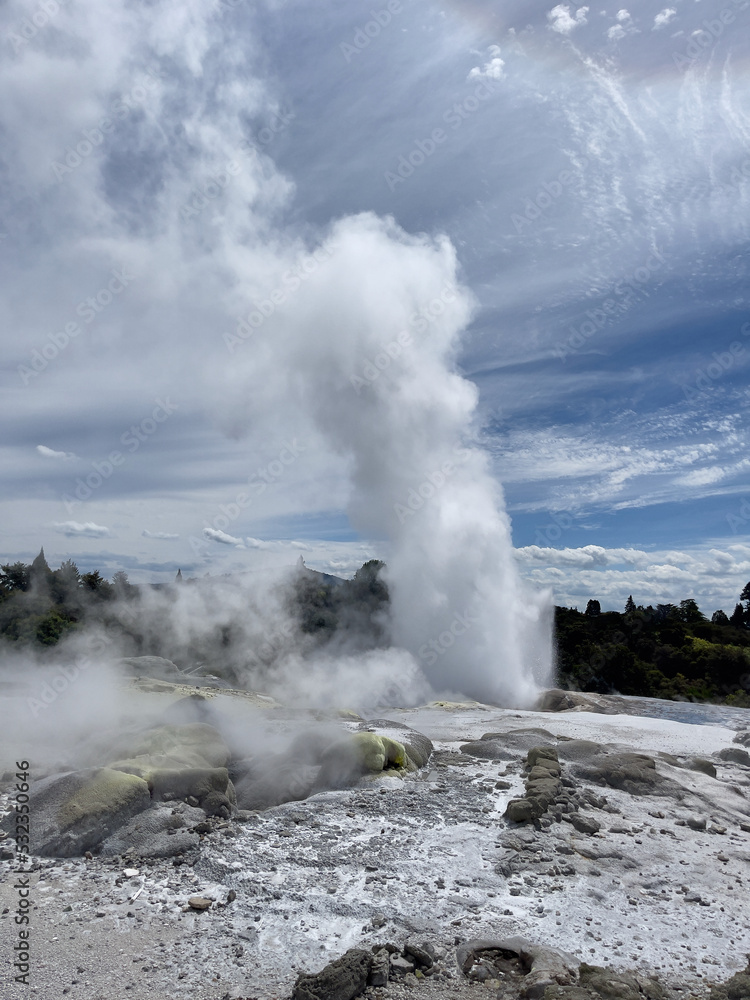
686, 816, 706, 830
29, 767, 151, 857
390, 955, 416, 975
100, 802, 204, 858
318, 731, 408, 788
357, 719, 434, 770
733, 731, 750, 747
708, 957, 750, 1000
404, 941, 434, 969
535, 689, 580, 713
687, 757, 717, 778
576, 963, 669, 1000
506, 798, 538, 823
457, 937, 578, 996
187, 896, 212, 910
292, 948, 372, 1000
564, 813, 601, 835
368, 949, 389, 987
459, 740, 515, 761
719, 747, 750, 766
576, 752, 666, 795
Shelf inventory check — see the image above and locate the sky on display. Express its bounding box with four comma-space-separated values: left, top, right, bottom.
1, 0, 750, 616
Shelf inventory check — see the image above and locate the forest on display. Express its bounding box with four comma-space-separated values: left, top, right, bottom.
1, 549, 749, 706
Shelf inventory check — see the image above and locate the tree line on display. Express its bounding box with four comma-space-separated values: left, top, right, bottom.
2, 550, 749, 706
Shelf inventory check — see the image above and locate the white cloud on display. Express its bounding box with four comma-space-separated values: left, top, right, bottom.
616, 9, 631, 22
53, 521, 112, 538
607, 25, 626, 40
468, 47, 505, 81
515, 542, 750, 614
653, 8, 677, 29
142, 529, 179, 540
203, 528, 244, 546
245, 537, 270, 549
37, 445, 76, 460
547, 5, 589, 34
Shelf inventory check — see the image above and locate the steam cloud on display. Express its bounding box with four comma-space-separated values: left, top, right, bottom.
0, 0, 553, 715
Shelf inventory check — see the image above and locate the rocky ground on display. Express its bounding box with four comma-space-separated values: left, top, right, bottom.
2, 684, 750, 1000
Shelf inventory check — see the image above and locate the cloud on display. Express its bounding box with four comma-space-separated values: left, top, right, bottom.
142, 529, 179, 540
468, 47, 505, 81
37, 445, 76, 461
653, 8, 677, 30
515, 542, 750, 614
203, 528, 244, 546
53, 521, 112, 538
547, 5, 589, 34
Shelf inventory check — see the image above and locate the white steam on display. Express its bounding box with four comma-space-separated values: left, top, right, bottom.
221, 214, 554, 706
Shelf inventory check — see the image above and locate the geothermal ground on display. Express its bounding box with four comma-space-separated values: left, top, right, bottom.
2, 692, 750, 1000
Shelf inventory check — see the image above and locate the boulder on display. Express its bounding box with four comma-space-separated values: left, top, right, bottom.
292, 948, 372, 1000
29, 767, 151, 857
575, 752, 666, 795
318, 732, 408, 788
733, 731, 750, 748
718, 747, 750, 767
357, 719, 433, 770
100, 802, 204, 858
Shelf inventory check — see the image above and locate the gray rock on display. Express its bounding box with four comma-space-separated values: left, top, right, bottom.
708, 957, 750, 1000
733, 731, 750, 747
368, 949, 389, 987
390, 955, 416, 975
565, 813, 601, 835
100, 803, 204, 858
292, 948, 372, 1000
687, 758, 717, 778
718, 747, 750, 766
576, 752, 666, 795
29, 767, 151, 857
358, 719, 434, 769
686, 816, 706, 830
456, 937, 578, 995
404, 941, 434, 969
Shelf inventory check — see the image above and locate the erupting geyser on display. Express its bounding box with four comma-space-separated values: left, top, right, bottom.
227, 213, 554, 707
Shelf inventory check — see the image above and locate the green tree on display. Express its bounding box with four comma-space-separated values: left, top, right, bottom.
585, 599, 601, 617
0, 562, 30, 594
679, 599, 706, 624
730, 603, 747, 628
711, 610, 729, 626
624, 595, 636, 615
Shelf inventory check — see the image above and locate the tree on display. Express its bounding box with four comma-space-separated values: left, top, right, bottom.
730, 603, 746, 628
584, 599, 601, 617
712, 610, 730, 626
0, 562, 29, 594
679, 599, 707, 624
625, 595, 636, 615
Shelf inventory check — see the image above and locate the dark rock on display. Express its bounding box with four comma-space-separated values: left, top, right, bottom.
368, 949, 389, 987
687, 758, 717, 778
686, 816, 706, 831
576, 963, 670, 1000
390, 955, 416, 975
576, 752, 666, 795
708, 957, 750, 1000
733, 731, 750, 748
292, 948, 372, 1000
404, 941, 434, 969
506, 798, 538, 823
565, 813, 601, 835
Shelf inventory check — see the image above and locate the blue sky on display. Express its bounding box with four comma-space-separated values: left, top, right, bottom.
1, 0, 749, 616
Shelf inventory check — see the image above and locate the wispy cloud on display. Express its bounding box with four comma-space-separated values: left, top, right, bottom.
53, 521, 112, 538
142, 529, 179, 540
37, 445, 76, 461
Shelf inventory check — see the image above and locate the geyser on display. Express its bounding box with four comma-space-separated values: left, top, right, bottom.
226, 212, 554, 707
